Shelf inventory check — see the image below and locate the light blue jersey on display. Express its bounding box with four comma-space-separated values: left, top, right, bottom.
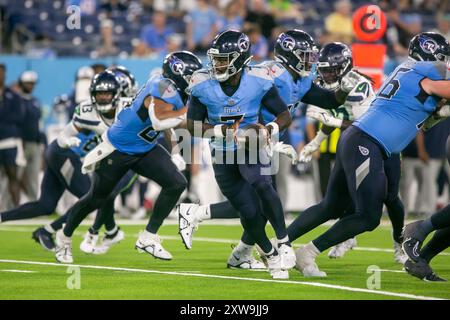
107, 74, 184, 155
355, 60, 449, 156
258, 61, 315, 125
188, 66, 274, 151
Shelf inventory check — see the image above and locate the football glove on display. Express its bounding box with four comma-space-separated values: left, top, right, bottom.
307, 106, 343, 128
60, 137, 81, 148
268, 141, 298, 165
298, 131, 328, 163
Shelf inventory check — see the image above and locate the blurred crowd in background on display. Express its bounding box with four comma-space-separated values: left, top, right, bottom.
0, 0, 449, 220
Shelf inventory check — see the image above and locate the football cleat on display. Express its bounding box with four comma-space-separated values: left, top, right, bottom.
393, 241, 408, 264
80, 232, 100, 254
227, 245, 266, 270
404, 259, 446, 282
295, 245, 327, 277
277, 241, 296, 270
55, 230, 73, 264
97, 228, 125, 253
135, 232, 172, 260
178, 203, 200, 250
328, 238, 357, 259
402, 221, 427, 262
32, 227, 55, 252
265, 250, 289, 279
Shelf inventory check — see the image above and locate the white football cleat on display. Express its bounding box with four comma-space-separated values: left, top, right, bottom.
95, 229, 125, 254
178, 203, 200, 250
328, 237, 357, 259
55, 230, 73, 264
135, 231, 172, 260
265, 251, 289, 279
80, 232, 104, 255
393, 241, 408, 264
227, 245, 266, 270
295, 245, 326, 277
277, 242, 296, 270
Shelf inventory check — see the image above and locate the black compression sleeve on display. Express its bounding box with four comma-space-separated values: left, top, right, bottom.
302, 82, 342, 109
187, 95, 208, 121
261, 85, 288, 116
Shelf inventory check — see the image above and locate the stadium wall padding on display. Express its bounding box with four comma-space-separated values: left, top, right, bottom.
0, 55, 166, 125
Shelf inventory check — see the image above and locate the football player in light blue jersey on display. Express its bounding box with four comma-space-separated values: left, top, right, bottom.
179, 30, 364, 271
0, 71, 133, 254
289, 32, 450, 278
292, 42, 407, 266
54, 52, 203, 264
187, 29, 294, 279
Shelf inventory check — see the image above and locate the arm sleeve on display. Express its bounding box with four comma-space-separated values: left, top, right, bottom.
56, 121, 79, 148
261, 85, 288, 116
301, 82, 342, 109
187, 95, 208, 121
148, 98, 185, 131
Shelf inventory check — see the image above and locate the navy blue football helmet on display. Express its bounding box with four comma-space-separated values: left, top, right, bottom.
207, 30, 252, 82
409, 32, 449, 62
162, 51, 203, 95
108, 65, 137, 98
274, 29, 319, 77
89, 70, 121, 114
317, 42, 353, 90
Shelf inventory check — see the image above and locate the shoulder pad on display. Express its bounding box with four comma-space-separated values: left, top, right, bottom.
346, 80, 375, 105
187, 69, 210, 92
246, 65, 273, 81
157, 78, 178, 100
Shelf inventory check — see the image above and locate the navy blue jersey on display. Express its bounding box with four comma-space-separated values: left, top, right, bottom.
20, 95, 41, 143
0, 88, 26, 140
107, 74, 184, 155
355, 60, 449, 156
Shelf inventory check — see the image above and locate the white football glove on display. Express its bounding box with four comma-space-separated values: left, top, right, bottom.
171, 153, 186, 171
340, 70, 365, 93
60, 137, 81, 148
270, 141, 298, 165
307, 106, 343, 128
437, 104, 450, 118
298, 131, 328, 163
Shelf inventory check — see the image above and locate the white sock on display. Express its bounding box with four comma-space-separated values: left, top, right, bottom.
0, 214, 2, 223
263, 247, 275, 256
196, 205, 210, 221
142, 230, 157, 239
277, 236, 289, 245
235, 240, 253, 253
306, 241, 320, 256
106, 225, 118, 236
44, 224, 56, 234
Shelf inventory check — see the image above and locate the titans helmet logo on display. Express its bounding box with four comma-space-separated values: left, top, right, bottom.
238, 35, 250, 52
280, 34, 295, 51
419, 36, 438, 54
169, 56, 185, 75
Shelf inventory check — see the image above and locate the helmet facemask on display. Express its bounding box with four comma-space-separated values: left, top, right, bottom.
92, 89, 119, 114
317, 59, 352, 90
207, 49, 252, 82
292, 48, 319, 77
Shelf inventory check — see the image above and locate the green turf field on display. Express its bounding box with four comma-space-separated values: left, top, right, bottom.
0, 221, 449, 300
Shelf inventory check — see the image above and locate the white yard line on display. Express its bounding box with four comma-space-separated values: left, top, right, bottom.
0, 259, 445, 300
1, 226, 449, 257
1, 269, 37, 273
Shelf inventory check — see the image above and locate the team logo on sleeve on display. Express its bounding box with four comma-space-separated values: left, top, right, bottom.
418, 36, 438, 54
238, 35, 250, 52
169, 56, 185, 75
358, 146, 369, 156
279, 33, 295, 52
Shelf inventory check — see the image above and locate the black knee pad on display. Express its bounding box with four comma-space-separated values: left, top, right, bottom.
253, 181, 277, 198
